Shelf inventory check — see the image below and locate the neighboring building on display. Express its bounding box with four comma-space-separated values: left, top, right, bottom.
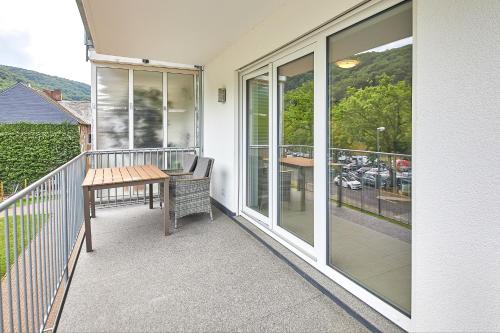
0, 82, 91, 151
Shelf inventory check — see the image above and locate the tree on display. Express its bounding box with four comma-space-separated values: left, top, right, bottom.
330, 75, 412, 154
283, 80, 314, 146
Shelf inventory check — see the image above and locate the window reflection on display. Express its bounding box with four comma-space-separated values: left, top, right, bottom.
134, 70, 163, 148
328, 2, 412, 314
96, 67, 129, 149
246, 74, 269, 216
278, 53, 314, 245
167, 73, 195, 147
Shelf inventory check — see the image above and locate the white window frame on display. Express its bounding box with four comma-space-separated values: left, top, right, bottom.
237, 0, 412, 330
91, 62, 200, 151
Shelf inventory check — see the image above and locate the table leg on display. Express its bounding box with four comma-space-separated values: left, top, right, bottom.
83, 187, 93, 252
299, 167, 306, 211
90, 189, 96, 218
149, 183, 153, 209
163, 180, 170, 236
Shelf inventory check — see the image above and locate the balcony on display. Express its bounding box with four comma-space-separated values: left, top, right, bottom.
0, 148, 404, 332
56, 204, 400, 332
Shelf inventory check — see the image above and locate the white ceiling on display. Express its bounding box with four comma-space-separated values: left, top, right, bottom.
82, 0, 288, 65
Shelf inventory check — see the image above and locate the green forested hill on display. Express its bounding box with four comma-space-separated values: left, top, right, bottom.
0, 65, 90, 101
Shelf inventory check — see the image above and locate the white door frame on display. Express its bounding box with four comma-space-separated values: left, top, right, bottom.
236, 0, 412, 329
271, 43, 324, 260
240, 65, 273, 226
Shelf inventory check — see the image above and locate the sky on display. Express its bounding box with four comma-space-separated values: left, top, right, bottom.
0, 0, 90, 84
360, 36, 413, 54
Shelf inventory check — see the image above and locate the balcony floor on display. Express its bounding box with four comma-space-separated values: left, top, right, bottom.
57, 204, 401, 332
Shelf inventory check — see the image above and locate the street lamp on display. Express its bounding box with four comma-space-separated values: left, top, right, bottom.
376, 127, 385, 215
376, 127, 385, 152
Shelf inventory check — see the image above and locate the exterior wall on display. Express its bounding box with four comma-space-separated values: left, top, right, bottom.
79, 124, 92, 152
203, 0, 500, 330
203, 0, 362, 212
412, 0, 500, 331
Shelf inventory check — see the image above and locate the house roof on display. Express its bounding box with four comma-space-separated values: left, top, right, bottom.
58, 101, 91, 125
0, 82, 89, 125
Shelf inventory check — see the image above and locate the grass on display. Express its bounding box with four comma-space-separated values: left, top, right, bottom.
0, 213, 44, 277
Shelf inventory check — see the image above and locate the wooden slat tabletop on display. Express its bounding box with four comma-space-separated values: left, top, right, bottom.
82, 165, 167, 187
280, 157, 314, 168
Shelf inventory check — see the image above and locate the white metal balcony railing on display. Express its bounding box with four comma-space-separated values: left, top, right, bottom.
248, 145, 412, 224
0, 147, 200, 333
0, 145, 409, 332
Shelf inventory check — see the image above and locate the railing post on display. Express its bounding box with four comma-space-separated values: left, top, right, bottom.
377, 151, 382, 216
62, 169, 69, 283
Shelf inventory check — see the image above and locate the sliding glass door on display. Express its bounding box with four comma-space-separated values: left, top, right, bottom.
276, 52, 315, 247
327, 2, 412, 314
242, 68, 270, 223
240, 1, 413, 322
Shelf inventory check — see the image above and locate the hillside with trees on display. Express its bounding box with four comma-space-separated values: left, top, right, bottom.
0, 65, 90, 101
281, 43, 412, 154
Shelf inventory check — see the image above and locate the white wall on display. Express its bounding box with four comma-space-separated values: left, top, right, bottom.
413, 0, 500, 331
203, 0, 361, 212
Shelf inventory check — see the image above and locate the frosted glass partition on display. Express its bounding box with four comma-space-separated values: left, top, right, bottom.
167, 73, 195, 147
133, 70, 163, 148
96, 67, 129, 149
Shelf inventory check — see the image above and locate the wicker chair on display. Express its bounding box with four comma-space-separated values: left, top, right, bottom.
170, 154, 198, 174
163, 157, 214, 229
159, 154, 197, 209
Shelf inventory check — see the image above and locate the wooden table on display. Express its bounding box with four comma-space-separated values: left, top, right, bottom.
82, 165, 169, 252
280, 157, 314, 211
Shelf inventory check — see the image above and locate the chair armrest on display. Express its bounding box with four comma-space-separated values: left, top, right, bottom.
162, 169, 192, 176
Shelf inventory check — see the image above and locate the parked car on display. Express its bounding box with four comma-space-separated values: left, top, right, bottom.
365, 167, 390, 177
361, 173, 387, 188
334, 175, 361, 190
351, 155, 368, 166
355, 166, 372, 177
347, 171, 360, 181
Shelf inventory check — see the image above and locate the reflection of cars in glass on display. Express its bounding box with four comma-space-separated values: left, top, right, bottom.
396, 159, 411, 171
361, 174, 387, 188
400, 177, 412, 195
355, 166, 372, 177
347, 171, 360, 181
351, 155, 368, 166
334, 175, 361, 190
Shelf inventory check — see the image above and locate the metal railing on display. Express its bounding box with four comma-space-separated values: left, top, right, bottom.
329, 147, 412, 225
0, 146, 200, 332
248, 144, 412, 225
87, 147, 200, 207
0, 152, 87, 333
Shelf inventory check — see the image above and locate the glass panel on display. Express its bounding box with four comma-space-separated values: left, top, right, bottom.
96, 67, 129, 149
133, 70, 163, 148
328, 2, 412, 314
277, 53, 314, 245
246, 73, 269, 217
167, 73, 195, 147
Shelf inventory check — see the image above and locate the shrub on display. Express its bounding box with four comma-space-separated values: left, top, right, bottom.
0, 123, 80, 194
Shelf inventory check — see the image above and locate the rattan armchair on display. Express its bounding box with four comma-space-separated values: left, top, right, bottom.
161, 157, 214, 229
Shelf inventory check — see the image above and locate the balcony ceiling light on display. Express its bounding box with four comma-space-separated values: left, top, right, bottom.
335, 59, 360, 69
